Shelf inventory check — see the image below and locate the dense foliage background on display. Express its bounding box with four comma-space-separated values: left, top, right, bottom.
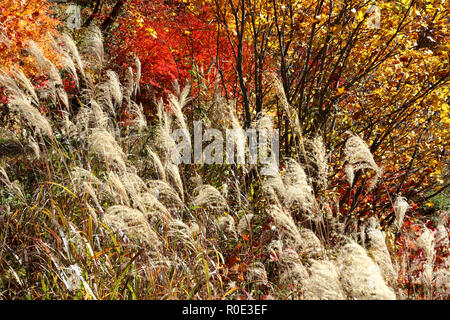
0, 0, 448, 299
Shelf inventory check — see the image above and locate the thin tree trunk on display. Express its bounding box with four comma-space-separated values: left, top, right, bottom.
101, 0, 126, 31
83, 0, 102, 27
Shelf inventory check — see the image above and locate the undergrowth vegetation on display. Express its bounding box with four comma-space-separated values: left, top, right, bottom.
0, 28, 448, 300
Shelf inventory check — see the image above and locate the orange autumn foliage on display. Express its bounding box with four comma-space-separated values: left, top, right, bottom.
0, 0, 59, 73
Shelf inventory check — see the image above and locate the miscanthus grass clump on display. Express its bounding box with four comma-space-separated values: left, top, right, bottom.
0, 29, 447, 300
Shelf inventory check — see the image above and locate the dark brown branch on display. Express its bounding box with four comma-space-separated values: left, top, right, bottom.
101, 0, 127, 31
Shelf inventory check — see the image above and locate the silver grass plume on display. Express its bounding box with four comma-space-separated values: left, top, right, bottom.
107, 171, 131, 205
28, 135, 40, 159
302, 260, 346, 300
435, 268, 450, 299
128, 102, 147, 130
95, 81, 115, 116
27, 41, 69, 109
60, 33, 85, 78
156, 100, 177, 160
13, 69, 39, 105
156, 98, 165, 125
71, 167, 101, 188
283, 158, 315, 214
257, 114, 279, 175
121, 170, 147, 194
84, 26, 104, 65
272, 243, 308, 288
256, 113, 274, 137
279, 263, 309, 291
119, 170, 149, 211
73, 107, 90, 133
0, 166, 25, 200
0, 71, 52, 136
67, 223, 91, 258
167, 218, 196, 251
62, 264, 82, 293
192, 184, 226, 208
90, 100, 109, 128
88, 128, 126, 171
306, 135, 328, 190
343, 135, 381, 187
8, 94, 53, 137
67, 264, 97, 299
415, 227, 435, 264
139, 191, 170, 221
124, 66, 134, 101
27, 41, 63, 85
435, 219, 449, 247
50, 35, 79, 87
83, 182, 102, 211
272, 74, 312, 174
221, 183, 228, 199
298, 228, 324, 258
146, 147, 166, 181
420, 262, 433, 299
229, 108, 247, 163
272, 242, 298, 267
134, 57, 141, 95
247, 262, 268, 286
106, 70, 123, 107
147, 180, 183, 207
272, 76, 302, 139
168, 81, 190, 132
103, 205, 160, 249
0, 71, 29, 103
365, 217, 397, 286
261, 167, 285, 205
268, 205, 303, 248
165, 162, 184, 201
188, 172, 203, 190
336, 241, 396, 299
393, 196, 409, 229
